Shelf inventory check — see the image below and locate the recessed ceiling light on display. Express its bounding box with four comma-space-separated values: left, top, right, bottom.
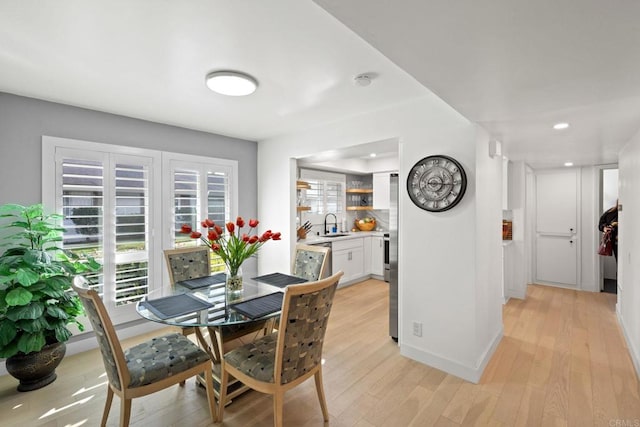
205, 71, 258, 96
553, 122, 570, 130
564, 162, 573, 167
369, 153, 377, 158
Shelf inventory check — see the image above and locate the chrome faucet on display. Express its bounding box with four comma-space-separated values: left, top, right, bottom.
324, 213, 337, 235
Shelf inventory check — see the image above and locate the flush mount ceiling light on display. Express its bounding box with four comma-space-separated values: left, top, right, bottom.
205, 71, 258, 96
564, 162, 574, 167
354, 74, 372, 87
369, 153, 377, 158
553, 122, 570, 130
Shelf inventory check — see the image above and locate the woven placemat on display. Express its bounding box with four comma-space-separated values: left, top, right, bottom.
230, 292, 284, 319
176, 273, 226, 289
251, 272, 308, 288
142, 293, 213, 320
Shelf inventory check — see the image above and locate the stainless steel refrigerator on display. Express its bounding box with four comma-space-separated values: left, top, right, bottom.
389, 173, 399, 341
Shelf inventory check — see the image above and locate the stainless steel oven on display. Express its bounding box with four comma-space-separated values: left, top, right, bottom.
383, 233, 390, 282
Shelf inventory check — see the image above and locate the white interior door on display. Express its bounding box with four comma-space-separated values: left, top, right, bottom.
536, 172, 577, 235
536, 235, 577, 284
535, 169, 579, 287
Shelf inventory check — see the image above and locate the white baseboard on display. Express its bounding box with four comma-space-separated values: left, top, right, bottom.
1, 320, 166, 377
400, 327, 503, 384
616, 303, 640, 381
337, 274, 382, 288
506, 287, 526, 300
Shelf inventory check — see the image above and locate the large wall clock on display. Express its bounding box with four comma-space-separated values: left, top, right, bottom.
407, 155, 467, 212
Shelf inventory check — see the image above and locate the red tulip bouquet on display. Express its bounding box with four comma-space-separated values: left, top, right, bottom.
180, 217, 281, 291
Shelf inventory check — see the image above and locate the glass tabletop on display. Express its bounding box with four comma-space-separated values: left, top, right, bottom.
136, 275, 285, 328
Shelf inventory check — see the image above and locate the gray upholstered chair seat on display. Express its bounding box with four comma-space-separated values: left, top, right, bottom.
224, 333, 277, 383
125, 333, 211, 388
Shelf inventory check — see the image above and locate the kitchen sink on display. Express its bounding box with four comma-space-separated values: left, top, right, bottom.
323, 233, 348, 238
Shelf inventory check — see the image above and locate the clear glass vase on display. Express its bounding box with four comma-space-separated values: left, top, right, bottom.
225, 266, 243, 296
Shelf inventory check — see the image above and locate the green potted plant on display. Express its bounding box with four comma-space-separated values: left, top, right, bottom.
0, 203, 100, 391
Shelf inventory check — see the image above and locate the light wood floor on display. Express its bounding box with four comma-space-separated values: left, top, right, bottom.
1, 280, 639, 426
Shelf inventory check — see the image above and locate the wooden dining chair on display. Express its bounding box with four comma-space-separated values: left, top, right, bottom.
164, 246, 211, 285
164, 246, 211, 339
72, 276, 216, 427
164, 247, 271, 411
217, 271, 344, 427
291, 244, 330, 281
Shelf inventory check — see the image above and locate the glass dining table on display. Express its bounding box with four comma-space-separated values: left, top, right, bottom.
135, 272, 307, 413
136, 273, 287, 328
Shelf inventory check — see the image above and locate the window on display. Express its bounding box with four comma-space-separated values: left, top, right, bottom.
49, 146, 158, 323
113, 161, 150, 306
300, 169, 345, 215
61, 157, 105, 296
43, 136, 237, 324
165, 156, 236, 273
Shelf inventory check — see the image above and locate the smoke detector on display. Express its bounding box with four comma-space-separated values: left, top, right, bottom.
354, 74, 372, 87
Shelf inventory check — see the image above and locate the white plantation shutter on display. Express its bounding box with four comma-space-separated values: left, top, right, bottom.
325, 181, 344, 213
300, 169, 345, 215
207, 171, 230, 271
53, 146, 158, 323
114, 162, 149, 306
44, 137, 238, 325
61, 157, 105, 296
304, 179, 323, 213
173, 168, 200, 247
166, 158, 236, 274
207, 172, 229, 224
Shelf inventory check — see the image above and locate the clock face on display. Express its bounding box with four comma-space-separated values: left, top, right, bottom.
407, 155, 467, 212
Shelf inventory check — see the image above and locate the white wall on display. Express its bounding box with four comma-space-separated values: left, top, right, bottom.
602, 169, 619, 280
618, 130, 640, 378
504, 161, 527, 300
580, 166, 599, 292
300, 154, 399, 174
474, 128, 504, 370
257, 94, 503, 382
603, 169, 619, 211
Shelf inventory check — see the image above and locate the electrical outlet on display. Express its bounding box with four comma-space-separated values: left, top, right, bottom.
412, 321, 422, 337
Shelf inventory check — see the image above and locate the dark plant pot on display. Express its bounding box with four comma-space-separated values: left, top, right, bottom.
5, 342, 66, 392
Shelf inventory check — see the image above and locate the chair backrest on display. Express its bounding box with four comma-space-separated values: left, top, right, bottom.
164, 246, 211, 284
291, 244, 330, 281
274, 271, 343, 385
72, 276, 130, 391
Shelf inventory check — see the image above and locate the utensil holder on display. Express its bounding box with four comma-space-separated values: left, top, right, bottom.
297, 228, 307, 240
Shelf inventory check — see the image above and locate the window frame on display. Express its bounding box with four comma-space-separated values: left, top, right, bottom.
42, 135, 238, 327
161, 152, 238, 276
299, 168, 346, 215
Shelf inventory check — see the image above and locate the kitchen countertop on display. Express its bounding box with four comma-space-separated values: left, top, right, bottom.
302, 230, 386, 244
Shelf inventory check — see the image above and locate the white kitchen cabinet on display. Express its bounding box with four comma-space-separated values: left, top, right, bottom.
373, 172, 390, 210
332, 238, 365, 284
363, 236, 372, 275
371, 235, 384, 276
